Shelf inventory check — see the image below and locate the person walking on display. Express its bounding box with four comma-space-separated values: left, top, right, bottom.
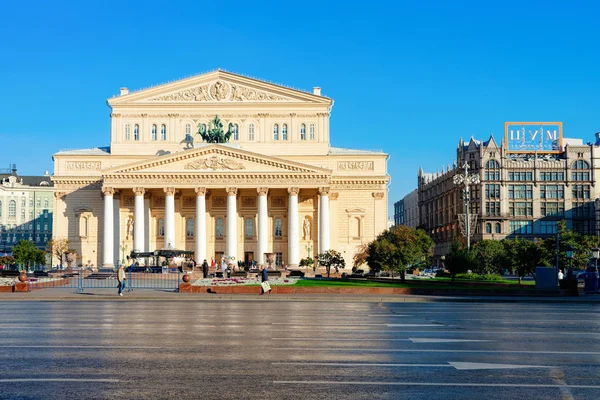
202, 259, 209, 279
117, 264, 126, 296
260, 264, 271, 295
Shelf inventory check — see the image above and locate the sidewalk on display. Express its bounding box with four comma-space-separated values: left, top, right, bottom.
2, 287, 600, 303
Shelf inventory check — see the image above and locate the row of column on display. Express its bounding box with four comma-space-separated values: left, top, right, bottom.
102, 187, 330, 268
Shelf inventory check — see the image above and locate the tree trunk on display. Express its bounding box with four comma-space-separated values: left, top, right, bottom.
451, 273, 456, 283
326, 266, 330, 278
518, 275, 522, 285
400, 271, 405, 283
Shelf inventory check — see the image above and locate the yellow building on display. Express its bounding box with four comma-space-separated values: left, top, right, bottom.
52, 70, 389, 268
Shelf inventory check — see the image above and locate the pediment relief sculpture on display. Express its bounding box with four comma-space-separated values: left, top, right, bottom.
184, 156, 246, 171
147, 80, 292, 102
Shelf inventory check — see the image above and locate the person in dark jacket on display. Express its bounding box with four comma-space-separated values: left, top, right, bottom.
260, 264, 271, 295
202, 259, 209, 279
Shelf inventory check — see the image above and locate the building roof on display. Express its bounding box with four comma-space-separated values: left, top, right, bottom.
0, 174, 53, 187
328, 147, 385, 155
53, 146, 111, 156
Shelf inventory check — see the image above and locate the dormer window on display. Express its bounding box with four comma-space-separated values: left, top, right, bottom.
133, 124, 140, 141
309, 123, 315, 140
124, 124, 131, 141
248, 123, 255, 141
185, 123, 191, 135
282, 124, 288, 140
232, 124, 239, 141
151, 124, 157, 141
300, 124, 306, 140
160, 124, 167, 140
273, 124, 279, 140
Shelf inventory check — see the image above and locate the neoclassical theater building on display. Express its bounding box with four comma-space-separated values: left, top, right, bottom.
52, 70, 389, 268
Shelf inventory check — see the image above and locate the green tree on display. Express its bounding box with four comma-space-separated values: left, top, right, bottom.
540, 220, 596, 273
299, 257, 315, 272
318, 250, 346, 278
445, 241, 476, 282
352, 244, 369, 269
46, 238, 69, 267
13, 240, 46, 270
197, 115, 236, 143
513, 238, 544, 283
366, 226, 434, 282
471, 240, 504, 275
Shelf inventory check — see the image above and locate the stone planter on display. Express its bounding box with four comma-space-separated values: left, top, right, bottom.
18, 271, 28, 282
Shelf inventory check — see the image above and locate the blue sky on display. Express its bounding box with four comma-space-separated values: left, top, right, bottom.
1, 0, 599, 215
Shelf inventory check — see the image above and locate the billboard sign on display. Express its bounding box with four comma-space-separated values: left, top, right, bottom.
504, 122, 562, 153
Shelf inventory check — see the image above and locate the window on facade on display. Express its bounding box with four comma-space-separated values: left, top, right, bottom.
216, 218, 224, 238
44, 223, 48, 231
485, 201, 500, 216
572, 201, 592, 217
539, 172, 564, 181
309, 123, 315, 140
134, 124, 140, 141
274, 218, 282, 237
233, 123, 239, 141
248, 123, 255, 141
160, 124, 167, 140
572, 160, 590, 170
508, 172, 533, 181
185, 124, 191, 135
484, 184, 500, 199
508, 185, 532, 199
540, 185, 564, 199
573, 220, 592, 235
539, 221, 558, 234
186, 218, 194, 237
572, 184, 590, 199
8, 200, 16, 218
281, 124, 288, 140
273, 124, 279, 140
509, 202, 533, 217
495, 223, 501, 234
29, 199, 33, 207
44, 198, 48, 208
245, 218, 253, 238
485, 223, 492, 233
275, 252, 283, 266
484, 160, 500, 180
125, 124, 131, 141
300, 124, 306, 140
572, 171, 590, 181
36, 198, 40, 207
510, 220, 532, 234
540, 202, 564, 217
28, 222, 32, 231
152, 124, 158, 141
157, 218, 164, 237
351, 217, 361, 238
36, 223, 40, 231
21, 198, 25, 207
79, 216, 88, 237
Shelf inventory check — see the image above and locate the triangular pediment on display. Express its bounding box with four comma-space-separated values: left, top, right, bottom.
102, 144, 332, 175
108, 70, 331, 105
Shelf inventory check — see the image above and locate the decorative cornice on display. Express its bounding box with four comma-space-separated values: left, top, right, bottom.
102, 187, 115, 196
164, 187, 176, 196
146, 80, 294, 102
195, 187, 207, 196
318, 187, 330, 196
102, 174, 331, 187
288, 187, 299, 196
257, 187, 269, 196
184, 155, 245, 171
133, 187, 145, 196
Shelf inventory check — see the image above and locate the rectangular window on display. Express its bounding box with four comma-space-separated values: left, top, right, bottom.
540, 185, 564, 199
509, 202, 533, 217
540, 202, 564, 217
245, 218, 253, 238
274, 218, 282, 237
508, 185, 532, 199
36, 199, 41, 207
157, 218, 165, 237
186, 218, 194, 237
44, 223, 48, 231
484, 184, 500, 199
275, 252, 283, 267
539, 221, 558, 234
572, 202, 592, 217
44, 198, 49, 208
29, 199, 33, 207
572, 185, 590, 199
485, 201, 501, 216
510, 220, 532, 234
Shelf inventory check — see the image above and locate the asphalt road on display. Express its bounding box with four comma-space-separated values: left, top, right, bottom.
1, 300, 600, 399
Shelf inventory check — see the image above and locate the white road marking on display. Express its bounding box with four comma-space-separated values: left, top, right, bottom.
0, 379, 119, 383
0, 345, 161, 349
272, 338, 410, 341
387, 324, 444, 327
272, 323, 436, 327
274, 347, 600, 355
273, 362, 550, 370
273, 381, 600, 389
409, 338, 491, 343
367, 314, 410, 317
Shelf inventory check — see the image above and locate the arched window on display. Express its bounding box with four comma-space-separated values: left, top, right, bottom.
185, 123, 191, 135
216, 218, 224, 238
151, 124, 157, 141
309, 123, 315, 140
300, 124, 306, 140
495, 223, 501, 234
157, 218, 164, 237
133, 124, 140, 141
245, 218, 253, 238
8, 200, 16, 218
485, 223, 492, 233
124, 124, 131, 141
233, 123, 239, 141
273, 124, 279, 140
186, 218, 194, 237
274, 218, 282, 237
485, 159, 500, 180
572, 160, 590, 169
160, 124, 167, 140
282, 124, 288, 140
248, 123, 255, 141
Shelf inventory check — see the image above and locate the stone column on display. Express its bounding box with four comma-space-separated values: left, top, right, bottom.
144, 193, 151, 252
102, 187, 115, 268
226, 187, 237, 260
164, 187, 176, 249
318, 187, 330, 253
288, 187, 300, 267
257, 187, 268, 265
195, 187, 207, 263
133, 187, 145, 252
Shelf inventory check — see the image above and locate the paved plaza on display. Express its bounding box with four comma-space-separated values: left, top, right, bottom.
0, 300, 599, 399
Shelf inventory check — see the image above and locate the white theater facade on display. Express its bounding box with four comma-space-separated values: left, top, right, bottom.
52, 70, 389, 268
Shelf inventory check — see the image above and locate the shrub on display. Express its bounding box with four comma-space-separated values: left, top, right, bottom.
436, 270, 451, 278
455, 273, 502, 282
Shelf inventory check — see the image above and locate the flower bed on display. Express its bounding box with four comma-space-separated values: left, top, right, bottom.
0, 277, 65, 286
191, 277, 298, 286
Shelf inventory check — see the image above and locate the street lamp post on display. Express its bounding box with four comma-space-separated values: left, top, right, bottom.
565, 246, 574, 278
592, 248, 599, 273
120, 241, 128, 265
453, 162, 481, 249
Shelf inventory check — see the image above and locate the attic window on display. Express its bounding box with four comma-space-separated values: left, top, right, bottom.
40, 181, 49, 186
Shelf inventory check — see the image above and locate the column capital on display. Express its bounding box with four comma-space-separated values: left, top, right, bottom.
226, 187, 238, 196
133, 187, 145, 196
318, 187, 330, 196
102, 187, 115, 196
288, 187, 300, 196
257, 187, 269, 196
164, 187, 176, 196
195, 187, 207, 196
372, 192, 385, 200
